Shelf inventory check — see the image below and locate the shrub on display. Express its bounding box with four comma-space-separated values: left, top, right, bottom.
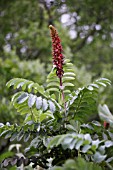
0, 25, 112, 170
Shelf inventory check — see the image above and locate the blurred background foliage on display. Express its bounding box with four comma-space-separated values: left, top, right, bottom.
0, 0, 113, 165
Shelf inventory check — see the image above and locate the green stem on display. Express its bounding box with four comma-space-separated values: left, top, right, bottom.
106, 162, 113, 170
78, 150, 81, 157
59, 77, 64, 100
59, 77, 66, 117
30, 108, 34, 122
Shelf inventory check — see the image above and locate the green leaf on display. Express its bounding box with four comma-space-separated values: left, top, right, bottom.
92, 121, 101, 127
5, 131, 12, 139
63, 76, 75, 82
46, 87, 59, 93
50, 94, 56, 100
64, 90, 71, 94
50, 157, 103, 170
6, 78, 17, 88
6, 78, 48, 98
48, 100, 56, 113
95, 78, 111, 86
93, 152, 106, 163
84, 134, 92, 143
68, 77, 111, 123
10, 132, 18, 141
82, 144, 91, 153
68, 87, 97, 122
28, 94, 36, 108
64, 62, 73, 67
0, 123, 4, 127
48, 135, 62, 149
18, 108, 30, 115
64, 59, 71, 63
92, 139, 100, 149
47, 82, 59, 88
17, 93, 28, 104
63, 82, 74, 87
0, 130, 10, 137
105, 140, 113, 148
37, 85, 45, 94
13, 79, 25, 89
39, 111, 54, 122
98, 104, 113, 127
98, 145, 105, 155
106, 157, 113, 163
17, 130, 24, 141
63, 72, 75, 77
70, 120, 81, 132
46, 78, 59, 83
66, 124, 76, 132
24, 133, 30, 142
69, 139, 78, 150
87, 86, 94, 91
42, 98, 48, 111
90, 83, 99, 88
62, 136, 74, 149
75, 140, 83, 150
36, 97, 42, 110
29, 136, 40, 148
46, 60, 75, 96
27, 82, 34, 92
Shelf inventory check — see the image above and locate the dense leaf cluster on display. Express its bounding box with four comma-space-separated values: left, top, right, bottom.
0, 56, 112, 169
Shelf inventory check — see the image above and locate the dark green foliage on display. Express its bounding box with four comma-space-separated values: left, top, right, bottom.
68, 78, 111, 122
50, 157, 102, 170
46, 59, 76, 94
0, 56, 112, 169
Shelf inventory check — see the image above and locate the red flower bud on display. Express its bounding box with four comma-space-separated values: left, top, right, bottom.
104, 121, 109, 129
49, 25, 64, 78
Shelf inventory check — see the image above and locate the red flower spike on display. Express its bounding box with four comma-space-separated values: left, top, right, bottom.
104, 121, 109, 129
49, 25, 64, 78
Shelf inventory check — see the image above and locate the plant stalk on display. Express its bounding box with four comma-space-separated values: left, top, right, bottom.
60, 77, 66, 117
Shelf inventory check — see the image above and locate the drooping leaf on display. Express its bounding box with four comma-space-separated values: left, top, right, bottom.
105, 141, 113, 148
10, 132, 18, 141
17, 130, 24, 141
93, 152, 107, 163
36, 97, 42, 110
42, 99, 48, 111
17, 93, 28, 104
82, 144, 91, 153
5, 131, 12, 139
28, 94, 36, 108
48, 100, 56, 113
98, 104, 113, 127
24, 133, 30, 142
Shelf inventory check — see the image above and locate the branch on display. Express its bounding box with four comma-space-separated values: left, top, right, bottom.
40, 0, 54, 26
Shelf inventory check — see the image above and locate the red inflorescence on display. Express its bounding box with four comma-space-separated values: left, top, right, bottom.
49, 25, 64, 78
104, 121, 109, 129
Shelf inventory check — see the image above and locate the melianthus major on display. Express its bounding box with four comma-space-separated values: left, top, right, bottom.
49, 25, 64, 79
0, 25, 112, 170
